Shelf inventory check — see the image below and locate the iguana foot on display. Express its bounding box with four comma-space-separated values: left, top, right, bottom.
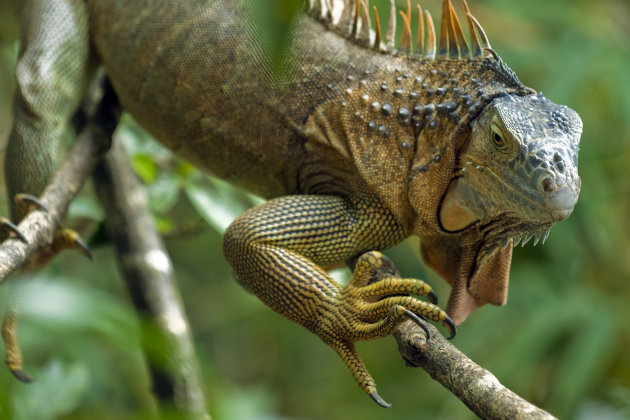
0, 194, 92, 383
7, 193, 92, 263
18, 227, 93, 270
341, 251, 455, 339
316, 251, 455, 407
0, 193, 47, 244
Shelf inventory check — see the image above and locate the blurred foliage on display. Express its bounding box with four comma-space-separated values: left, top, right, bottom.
0, 0, 629, 419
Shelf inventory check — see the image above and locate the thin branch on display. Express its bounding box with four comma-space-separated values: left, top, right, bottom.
93, 140, 210, 420
394, 322, 556, 419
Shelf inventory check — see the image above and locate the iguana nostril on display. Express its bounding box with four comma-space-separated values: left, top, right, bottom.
541, 177, 554, 194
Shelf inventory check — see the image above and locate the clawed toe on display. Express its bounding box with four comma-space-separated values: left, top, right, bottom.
0, 218, 28, 243
322, 250, 456, 406
399, 307, 431, 340
57, 228, 93, 261
0, 193, 50, 244
402, 304, 456, 339
369, 391, 391, 408
15, 193, 49, 214
10, 367, 33, 383
347, 251, 455, 339
2, 310, 32, 383
349, 251, 389, 287
444, 316, 456, 339
428, 289, 438, 305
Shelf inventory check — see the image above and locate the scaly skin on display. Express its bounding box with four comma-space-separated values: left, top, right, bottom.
4, 0, 582, 405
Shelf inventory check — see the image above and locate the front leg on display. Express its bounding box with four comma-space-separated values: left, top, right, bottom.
2, 0, 92, 380
223, 195, 455, 407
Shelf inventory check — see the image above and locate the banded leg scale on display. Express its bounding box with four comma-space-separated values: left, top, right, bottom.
223, 194, 405, 331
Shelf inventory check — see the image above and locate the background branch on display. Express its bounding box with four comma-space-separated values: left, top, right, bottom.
93, 140, 211, 420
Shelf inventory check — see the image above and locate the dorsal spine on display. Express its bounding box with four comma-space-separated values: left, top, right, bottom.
308, 0, 492, 59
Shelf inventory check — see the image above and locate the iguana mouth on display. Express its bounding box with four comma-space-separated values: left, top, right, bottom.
478, 217, 553, 263
439, 175, 554, 252
455, 156, 577, 226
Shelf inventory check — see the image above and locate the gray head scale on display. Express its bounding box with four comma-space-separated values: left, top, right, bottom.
440, 92, 582, 251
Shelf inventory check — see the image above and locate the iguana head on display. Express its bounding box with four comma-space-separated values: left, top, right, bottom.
439, 93, 582, 258
422, 91, 582, 325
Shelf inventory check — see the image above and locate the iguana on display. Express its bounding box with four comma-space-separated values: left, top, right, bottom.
3, 0, 582, 407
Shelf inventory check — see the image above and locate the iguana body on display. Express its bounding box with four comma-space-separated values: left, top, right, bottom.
4, 0, 582, 406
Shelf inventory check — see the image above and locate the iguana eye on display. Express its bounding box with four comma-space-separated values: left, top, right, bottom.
492, 131, 506, 150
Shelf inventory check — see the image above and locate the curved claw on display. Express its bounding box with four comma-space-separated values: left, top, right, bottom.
70, 234, 93, 261
58, 229, 93, 261
400, 307, 431, 340
444, 315, 456, 340
0, 218, 28, 243
10, 368, 32, 383
428, 289, 438, 305
369, 391, 391, 408
400, 306, 456, 340
15, 193, 49, 213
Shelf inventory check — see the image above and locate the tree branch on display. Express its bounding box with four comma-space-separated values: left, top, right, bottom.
393, 321, 556, 419
93, 140, 210, 420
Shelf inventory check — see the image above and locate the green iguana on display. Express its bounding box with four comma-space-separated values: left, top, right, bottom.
3, 0, 582, 407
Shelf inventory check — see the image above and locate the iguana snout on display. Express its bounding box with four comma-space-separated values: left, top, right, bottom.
539, 171, 579, 222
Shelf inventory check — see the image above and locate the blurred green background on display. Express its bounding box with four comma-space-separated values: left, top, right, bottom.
0, 0, 629, 419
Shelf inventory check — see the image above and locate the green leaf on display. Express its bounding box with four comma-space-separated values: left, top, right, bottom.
131, 154, 158, 183
250, 0, 302, 76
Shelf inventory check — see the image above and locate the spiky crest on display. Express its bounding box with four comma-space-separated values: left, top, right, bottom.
308, 0, 529, 91
416, 4, 424, 56
424, 9, 436, 59
309, 0, 492, 58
